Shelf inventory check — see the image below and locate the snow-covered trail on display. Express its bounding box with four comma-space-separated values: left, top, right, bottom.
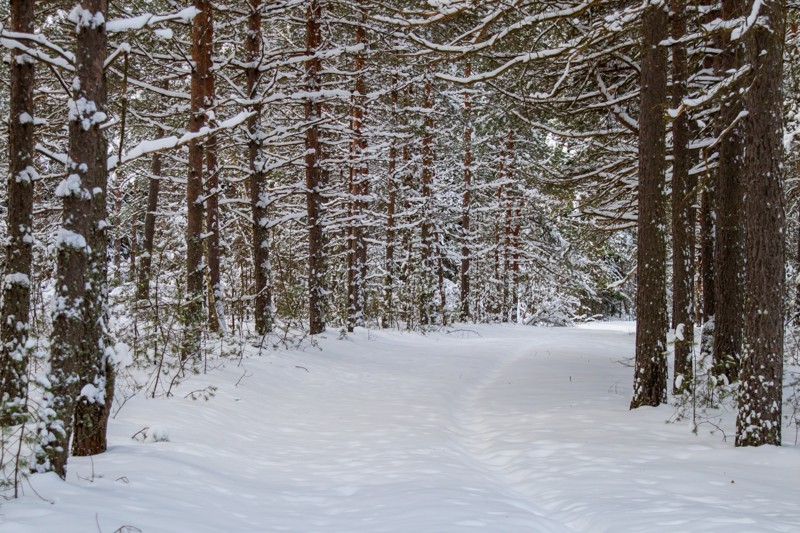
3, 323, 800, 532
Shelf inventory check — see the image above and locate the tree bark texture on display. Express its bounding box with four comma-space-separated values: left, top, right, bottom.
670, 0, 695, 394
184, 0, 212, 358
460, 64, 472, 323
42, 0, 109, 476
205, 64, 227, 335
630, 1, 669, 409
420, 76, 436, 325
713, 0, 746, 382
306, 0, 325, 335
0, 0, 35, 421
347, 5, 368, 332
247, 0, 273, 335
736, 0, 786, 447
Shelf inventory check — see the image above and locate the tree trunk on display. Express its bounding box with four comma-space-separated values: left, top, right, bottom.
712, 0, 746, 382
699, 183, 715, 323
135, 117, 165, 303
0, 0, 35, 422
670, 0, 695, 394
183, 0, 212, 358
460, 63, 472, 323
205, 69, 227, 335
136, 155, 161, 302
630, 1, 669, 409
420, 76, 436, 325
247, 0, 273, 336
503, 131, 514, 321
42, 0, 109, 476
736, 0, 786, 447
347, 5, 368, 332
306, 0, 325, 335
383, 83, 398, 328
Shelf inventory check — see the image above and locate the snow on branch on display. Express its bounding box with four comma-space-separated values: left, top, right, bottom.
437, 42, 578, 84
0, 29, 75, 71
106, 7, 200, 33
114, 111, 254, 169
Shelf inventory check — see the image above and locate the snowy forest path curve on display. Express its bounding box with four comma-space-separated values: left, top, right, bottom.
4, 323, 800, 532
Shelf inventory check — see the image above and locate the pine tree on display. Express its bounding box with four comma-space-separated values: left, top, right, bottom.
0, 0, 36, 423
630, 0, 669, 409
736, 0, 786, 447
40, 0, 111, 477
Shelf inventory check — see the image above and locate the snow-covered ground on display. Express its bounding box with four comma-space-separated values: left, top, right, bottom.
3, 323, 799, 532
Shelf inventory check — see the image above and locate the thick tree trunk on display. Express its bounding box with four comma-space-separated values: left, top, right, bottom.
247, 0, 272, 336
670, 0, 695, 394
736, 0, 786, 447
630, 1, 669, 409
306, 0, 325, 335
0, 0, 35, 422
43, 0, 109, 476
713, 0, 746, 382
183, 0, 212, 358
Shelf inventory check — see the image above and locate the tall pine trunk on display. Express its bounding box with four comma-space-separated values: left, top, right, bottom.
460, 64, 472, 323
184, 0, 213, 358
306, 0, 325, 335
383, 82, 398, 328
630, 0, 669, 409
42, 0, 110, 476
135, 149, 162, 302
247, 0, 272, 335
420, 76, 436, 325
736, 0, 786, 447
347, 5, 368, 332
0, 0, 35, 422
205, 66, 226, 334
670, 0, 695, 394
713, 0, 746, 382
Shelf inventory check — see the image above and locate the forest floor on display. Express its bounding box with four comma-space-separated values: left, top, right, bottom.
2, 322, 800, 532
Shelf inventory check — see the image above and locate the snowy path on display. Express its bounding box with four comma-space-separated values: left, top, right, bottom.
3, 323, 800, 532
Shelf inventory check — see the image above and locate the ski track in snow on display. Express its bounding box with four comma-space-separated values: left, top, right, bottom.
2, 322, 800, 532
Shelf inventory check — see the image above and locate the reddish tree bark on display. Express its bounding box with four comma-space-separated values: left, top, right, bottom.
183, 0, 213, 358
247, 0, 273, 335
306, 0, 325, 335
43, 0, 110, 476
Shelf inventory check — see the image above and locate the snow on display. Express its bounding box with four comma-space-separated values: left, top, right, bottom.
3, 323, 799, 531
54, 174, 84, 198
119, 111, 253, 166
3, 272, 31, 287
55, 228, 87, 250
68, 97, 107, 131
79, 383, 104, 404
